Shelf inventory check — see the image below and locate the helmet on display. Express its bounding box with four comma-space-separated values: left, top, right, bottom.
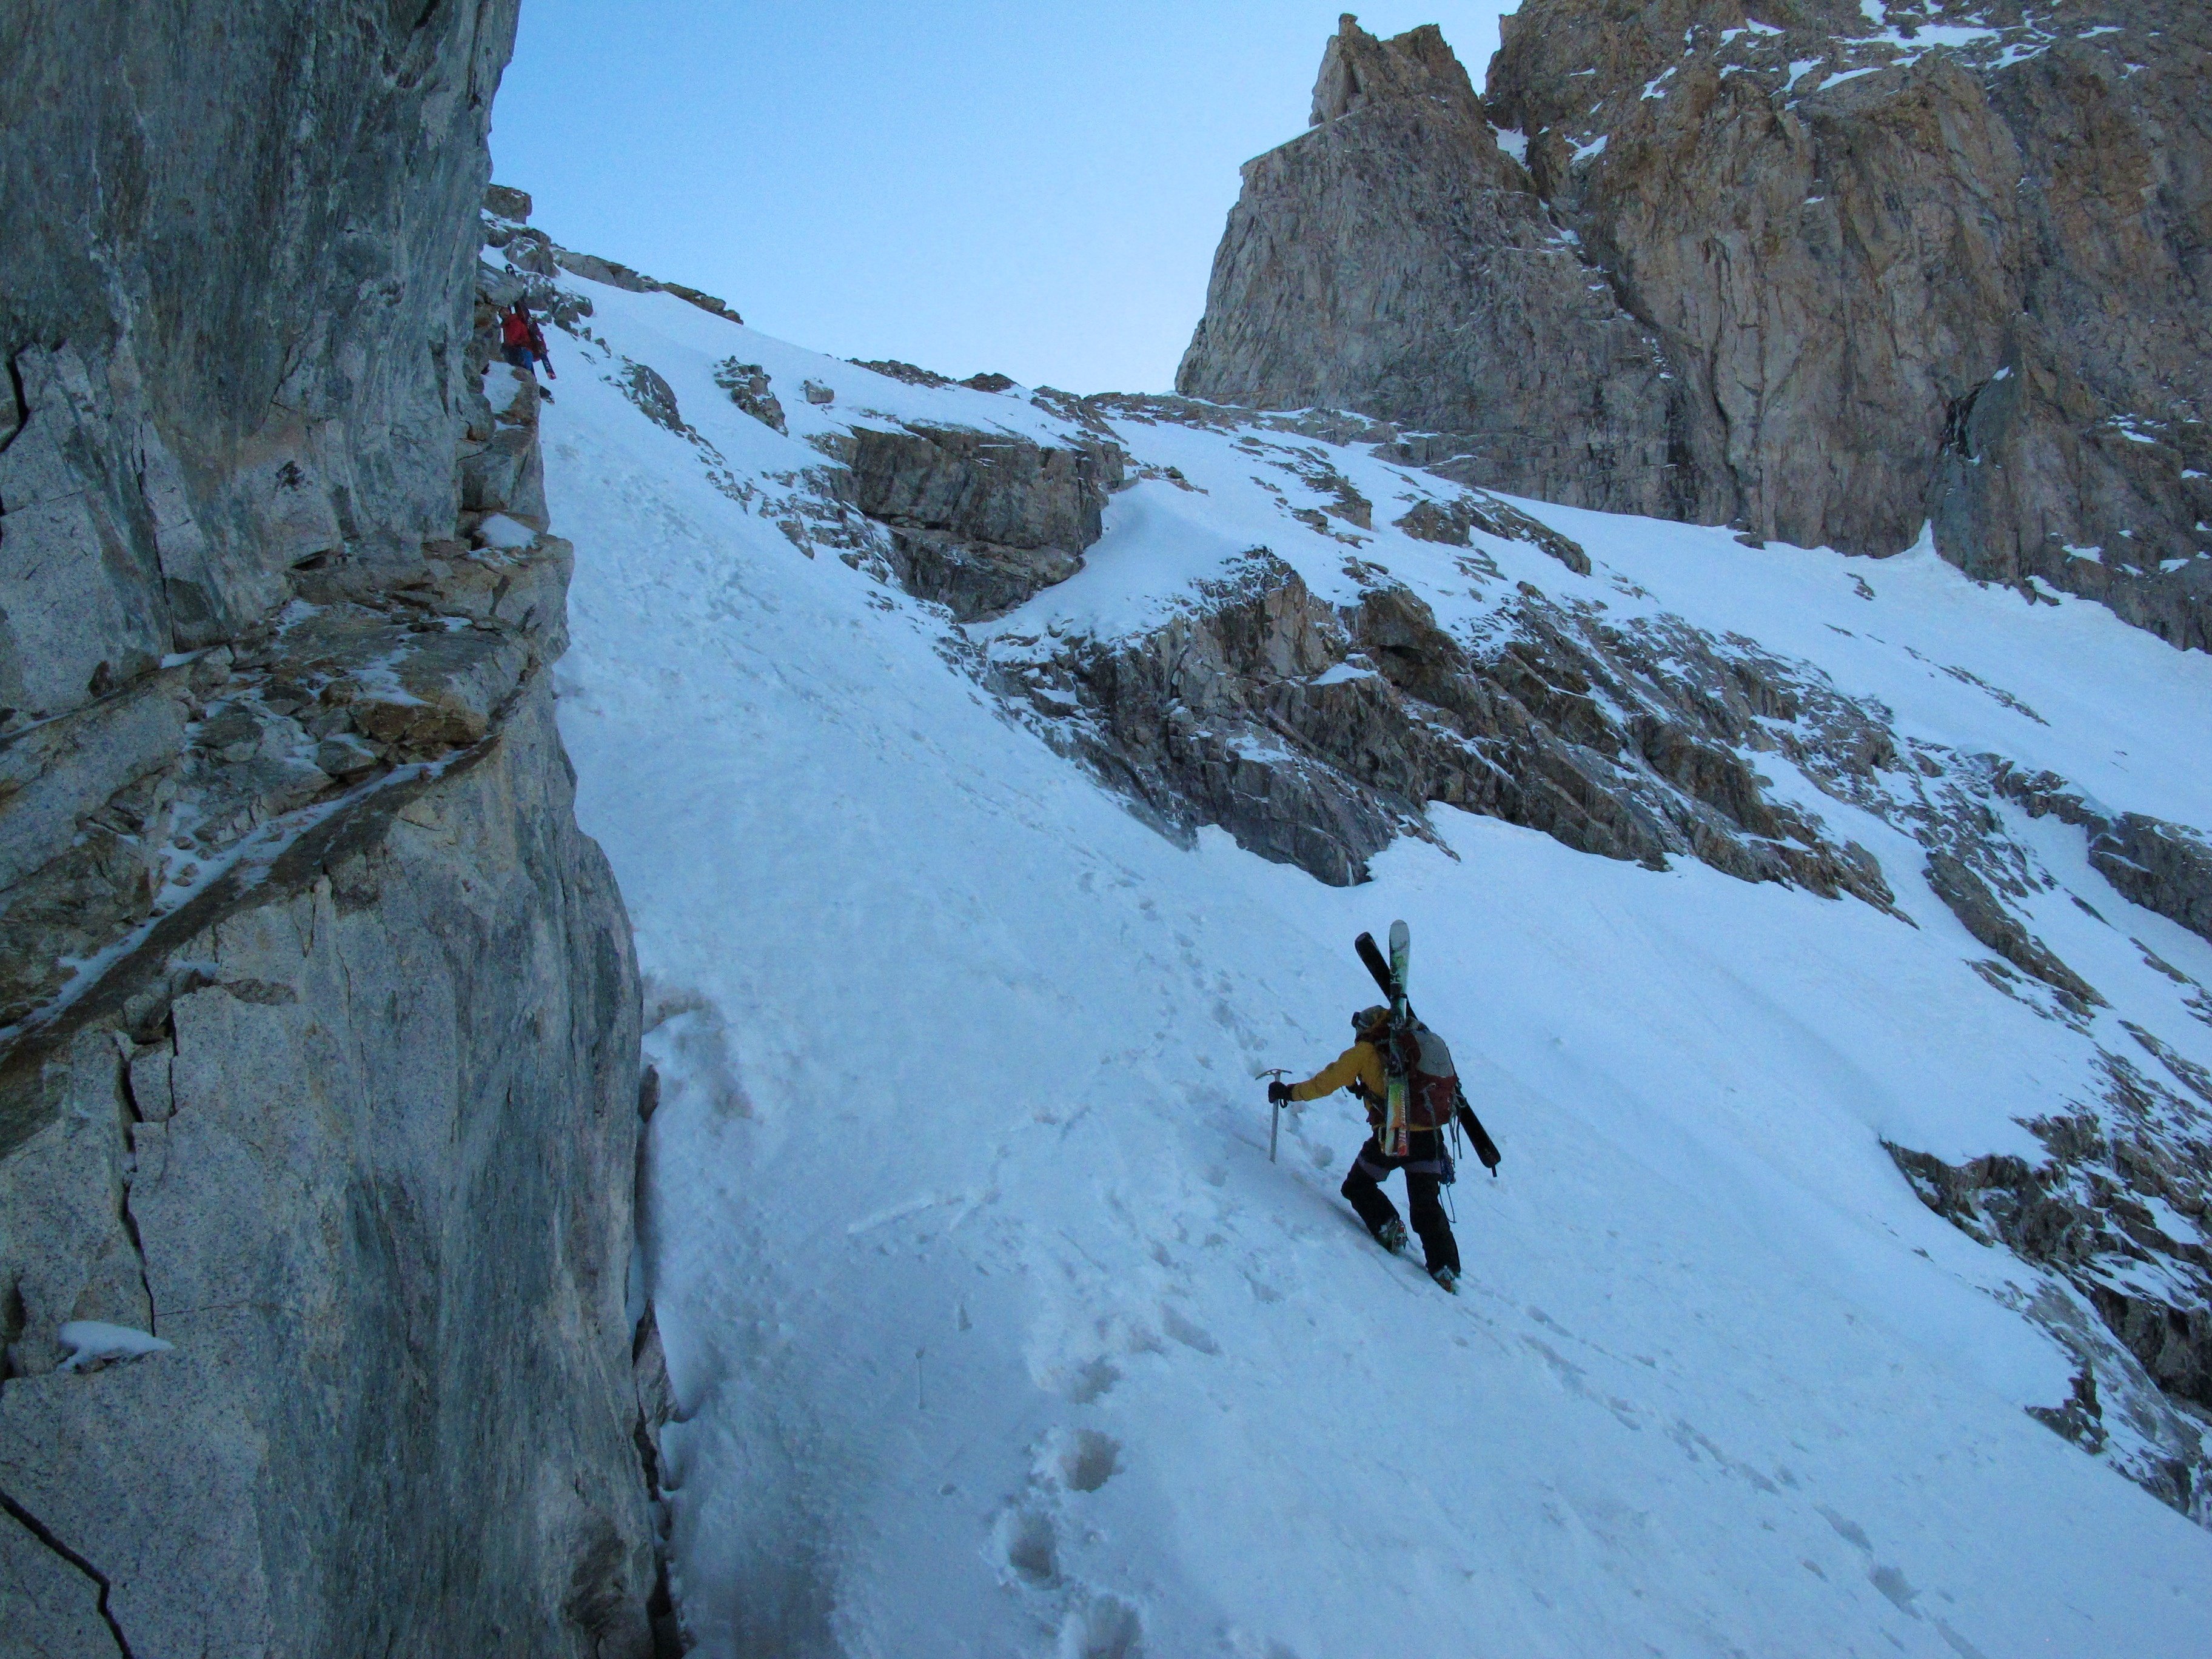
1352, 1005, 1390, 1037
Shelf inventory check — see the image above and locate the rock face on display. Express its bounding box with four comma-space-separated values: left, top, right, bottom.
0, 685, 652, 1658
1, 6, 657, 1654
846, 424, 1124, 620
980, 404, 1899, 903
1177, 20, 1701, 520
999, 550, 1902, 896
1180, 7, 2212, 651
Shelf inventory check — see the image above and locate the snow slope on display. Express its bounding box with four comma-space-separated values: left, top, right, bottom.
537, 276, 2212, 1657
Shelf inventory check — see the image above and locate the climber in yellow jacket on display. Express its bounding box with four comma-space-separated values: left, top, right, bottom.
1270, 1005, 1463, 1292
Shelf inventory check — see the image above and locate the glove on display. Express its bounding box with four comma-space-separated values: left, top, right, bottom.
1267, 1080, 1293, 1104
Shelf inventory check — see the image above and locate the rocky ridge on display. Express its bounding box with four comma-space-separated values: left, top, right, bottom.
1179, 7, 2211, 653
2, 12, 659, 1656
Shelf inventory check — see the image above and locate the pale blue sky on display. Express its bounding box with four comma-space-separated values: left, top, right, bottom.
492, 2, 1519, 394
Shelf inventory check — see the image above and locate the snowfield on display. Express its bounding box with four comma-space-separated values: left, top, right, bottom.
537, 276, 2212, 1657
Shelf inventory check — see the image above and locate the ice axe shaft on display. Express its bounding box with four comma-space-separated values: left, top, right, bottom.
1256, 1068, 1291, 1162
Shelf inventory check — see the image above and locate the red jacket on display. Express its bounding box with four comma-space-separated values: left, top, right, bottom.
500, 310, 529, 347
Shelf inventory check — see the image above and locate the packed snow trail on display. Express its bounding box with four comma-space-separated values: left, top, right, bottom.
539, 280, 2212, 1657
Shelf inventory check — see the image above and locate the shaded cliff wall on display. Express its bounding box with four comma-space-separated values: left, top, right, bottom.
1179, 7, 2211, 651
1, 5, 657, 1654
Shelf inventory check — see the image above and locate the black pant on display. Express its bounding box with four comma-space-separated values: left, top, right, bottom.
1342, 1129, 1460, 1275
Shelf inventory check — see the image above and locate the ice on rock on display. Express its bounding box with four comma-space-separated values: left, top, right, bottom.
475, 512, 538, 551
58, 1321, 175, 1372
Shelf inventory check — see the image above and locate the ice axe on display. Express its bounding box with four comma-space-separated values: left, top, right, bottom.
1255, 1068, 1291, 1162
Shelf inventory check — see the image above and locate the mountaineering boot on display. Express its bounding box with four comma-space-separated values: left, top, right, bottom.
1377, 1216, 1408, 1256
1429, 1264, 1460, 1295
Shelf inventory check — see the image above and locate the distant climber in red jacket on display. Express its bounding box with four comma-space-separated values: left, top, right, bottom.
498, 303, 556, 401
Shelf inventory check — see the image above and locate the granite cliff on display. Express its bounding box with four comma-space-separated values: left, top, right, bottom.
1179, 5, 2211, 652
1, 7, 659, 1654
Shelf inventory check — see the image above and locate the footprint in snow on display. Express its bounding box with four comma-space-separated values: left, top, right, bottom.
1815, 1505, 1979, 1650
1817, 1506, 1872, 1552
1059, 1594, 1142, 1659
1037, 1427, 1121, 1494
995, 1507, 1057, 1587
1159, 1304, 1220, 1356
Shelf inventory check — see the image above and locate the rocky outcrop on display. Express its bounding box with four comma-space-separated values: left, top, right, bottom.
1987, 763, 2212, 950
716, 360, 789, 434
1, 6, 656, 1654
1180, 8, 2211, 651
484, 192, 743, 327
991, 541, 1896, 900
1924, 851, 2102, 1007
1176, 20, 1701, 520
845, 424, 1125, 620
1889, 1030, 2212, 1522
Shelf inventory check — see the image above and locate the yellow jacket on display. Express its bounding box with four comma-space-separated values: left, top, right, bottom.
1290, 1041, 1388, 1123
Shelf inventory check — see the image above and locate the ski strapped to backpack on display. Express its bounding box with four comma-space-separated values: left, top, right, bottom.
1352, 925, 1502, 1177
1383, 920, 1410, 1155
1454, 1081, 1502, 1175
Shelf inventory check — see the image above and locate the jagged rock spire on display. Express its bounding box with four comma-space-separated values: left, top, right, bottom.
1176, 17, 1697, 522
1309, 15, 1481, 126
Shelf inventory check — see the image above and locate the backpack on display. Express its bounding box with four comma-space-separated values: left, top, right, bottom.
1382, 1021, 1458, 1130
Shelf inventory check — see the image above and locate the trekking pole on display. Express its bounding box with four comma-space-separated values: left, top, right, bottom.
1256, 1069, 1290, 1162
